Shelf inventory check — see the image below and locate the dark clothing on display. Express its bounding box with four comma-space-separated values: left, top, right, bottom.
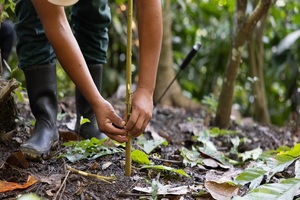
15, 0, 111, 69
0, 20, 15, 61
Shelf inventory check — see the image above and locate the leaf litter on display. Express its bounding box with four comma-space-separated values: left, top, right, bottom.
0, 96, 299, 199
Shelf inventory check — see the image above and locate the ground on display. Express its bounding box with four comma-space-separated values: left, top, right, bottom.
0, 92, 298, 200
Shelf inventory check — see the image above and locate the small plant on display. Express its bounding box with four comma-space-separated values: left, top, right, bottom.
58, 137, 123, 162
209, 127, 239, 137
201, 94, 218, 115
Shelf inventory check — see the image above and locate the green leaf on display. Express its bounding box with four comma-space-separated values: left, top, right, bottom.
136, 135, 168, 154
17, 193, 42, 200
143, 139, 167, 154
80, 116, 91, 125
209, 127, 238, 137
266, 145, 300, 181
14, 87, 24, 104
131, 150, 151, 165
230, 136, 240, 155
141, 165, 189, 177
295, 160, 300, 179
282, 143, 300, 158
235, 168, 266, 189
198, 141, 226, 164
201, 94, 218, 114
239, 147, 263, 162
233, 178, 300, 200
59, 138, 123, 162
180, 146, 202, 167
151, 179, 159, 200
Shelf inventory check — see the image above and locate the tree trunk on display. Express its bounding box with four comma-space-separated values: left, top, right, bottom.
215, 0, 272, 129
153, 0, 199, 109
247, 13, 270, 125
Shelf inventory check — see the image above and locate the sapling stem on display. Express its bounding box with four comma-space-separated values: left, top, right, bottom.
125, 0, 133, 176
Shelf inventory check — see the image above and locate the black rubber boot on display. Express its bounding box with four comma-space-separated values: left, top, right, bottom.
75, 64, 106, 139
20, 63, 59, 160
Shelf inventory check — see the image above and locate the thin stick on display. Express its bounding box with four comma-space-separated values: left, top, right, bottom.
125, 0, 133, 176
53, 169, 70, 200
66, 165, 116, 184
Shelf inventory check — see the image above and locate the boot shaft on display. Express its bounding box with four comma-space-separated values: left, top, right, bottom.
75, 64, 105, 139
21, 62, 59, 159
23, 62, 58, 124
76, 64, 103, 116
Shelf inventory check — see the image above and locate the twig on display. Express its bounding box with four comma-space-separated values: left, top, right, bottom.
119, 192, 152, 197
53, 169, 70, 200
66, 165, 116, 184
150, 156, 183, 164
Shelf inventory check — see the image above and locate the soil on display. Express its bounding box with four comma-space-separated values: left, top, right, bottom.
0, 92, 299, 200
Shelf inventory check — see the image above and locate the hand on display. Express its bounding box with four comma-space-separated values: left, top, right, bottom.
94, 99, 128, 143
125, 87, 154, 137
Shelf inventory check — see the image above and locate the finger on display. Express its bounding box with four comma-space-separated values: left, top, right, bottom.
100, 124, 127, 136
106, 133, 128, 143
125, 110, 139, 132
111, 112, 126, 129
130, 116, 145, 137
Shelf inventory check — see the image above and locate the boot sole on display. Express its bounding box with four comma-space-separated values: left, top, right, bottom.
20, 140, 59, 160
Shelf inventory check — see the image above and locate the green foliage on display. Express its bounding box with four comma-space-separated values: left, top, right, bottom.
266, 144, 300, 181
235, 168, 266, 190
58, 138, 123, 162
0, 0, 15, 20
233, 178, 300, 200
150, 179, 159, 200
79, 116, 90, 125
17, 193, 43, 200
196, 129, 227, 164
209, 127, 239, 137
13, 84, 25, 104
140, 165, 189, 177
201, 94, 218, 115
234, 143, 300, 192
238, 147, 263, 162
136, 134, 168, 154
131, 149, 151, 165
180, 146, 203, 167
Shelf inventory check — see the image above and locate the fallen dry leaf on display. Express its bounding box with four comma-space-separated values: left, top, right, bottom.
6, 151, 29, 169
0, 175, 38, 193
102, 161, 113, 170
59, 129, 81, 142
204, 181, 239, 200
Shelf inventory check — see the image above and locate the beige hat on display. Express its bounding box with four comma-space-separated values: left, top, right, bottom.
48, 0, 78, 6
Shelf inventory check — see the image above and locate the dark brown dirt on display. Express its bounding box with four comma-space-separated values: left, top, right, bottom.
0, 93, 298, 200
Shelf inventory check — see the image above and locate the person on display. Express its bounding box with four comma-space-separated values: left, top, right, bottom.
14, 0, 162, 159
0, 3, 15, 76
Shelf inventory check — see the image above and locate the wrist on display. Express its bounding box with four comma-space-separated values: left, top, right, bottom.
135, 86, 154, 97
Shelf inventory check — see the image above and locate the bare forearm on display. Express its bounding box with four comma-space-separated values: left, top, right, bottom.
136, 0, 162, 95
31, 0, 104, 108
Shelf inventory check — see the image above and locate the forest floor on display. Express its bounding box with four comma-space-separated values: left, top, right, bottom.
0, 91, 299, 200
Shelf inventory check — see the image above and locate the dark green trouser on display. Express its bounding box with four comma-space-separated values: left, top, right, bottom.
15, 0, 111, 68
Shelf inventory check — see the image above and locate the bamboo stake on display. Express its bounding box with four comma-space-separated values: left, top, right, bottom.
125, 0, 133, 176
